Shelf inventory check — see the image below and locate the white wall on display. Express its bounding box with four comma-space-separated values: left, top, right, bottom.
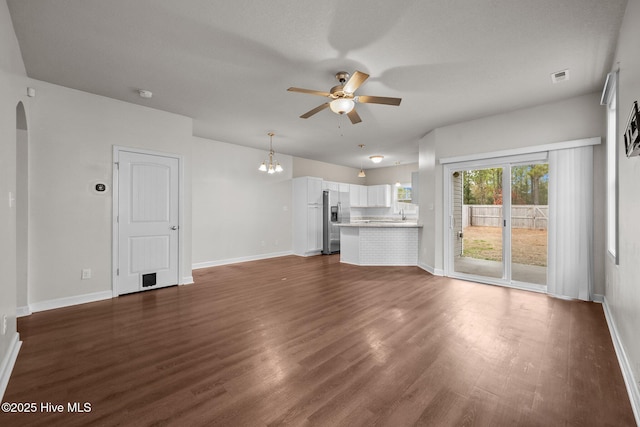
0, 0, 29, 398
293, 157, 363, 184
419, 93, 606, 290
191, 136, 292, 267
606, 0, 640, 411
16, 127, 27, 308
26, 80, 194, 304
418, 131, 439, 273
363, 162, 418, 186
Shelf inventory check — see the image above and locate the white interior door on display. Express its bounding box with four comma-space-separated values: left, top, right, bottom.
116, 150, 179, 295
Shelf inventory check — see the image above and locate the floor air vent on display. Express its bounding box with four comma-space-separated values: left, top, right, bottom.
142, 273, 157, 287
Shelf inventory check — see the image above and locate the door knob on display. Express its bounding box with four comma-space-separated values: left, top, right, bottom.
170, 226, 178, 230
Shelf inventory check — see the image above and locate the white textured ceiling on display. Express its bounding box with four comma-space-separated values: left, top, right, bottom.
7, 0, 627, 168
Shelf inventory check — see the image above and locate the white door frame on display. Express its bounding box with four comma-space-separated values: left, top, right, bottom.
443, 153, 548, 294
112, 146, 184, 297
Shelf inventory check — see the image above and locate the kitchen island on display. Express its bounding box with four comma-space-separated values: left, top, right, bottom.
338, 221, 422, 266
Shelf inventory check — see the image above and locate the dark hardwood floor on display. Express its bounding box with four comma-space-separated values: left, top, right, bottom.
1, 255, 635, 426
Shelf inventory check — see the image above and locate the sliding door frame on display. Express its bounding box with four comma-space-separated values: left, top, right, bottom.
443, 152, 548, 293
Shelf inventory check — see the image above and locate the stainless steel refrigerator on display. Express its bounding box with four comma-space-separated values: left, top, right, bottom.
322, 189, 350, 254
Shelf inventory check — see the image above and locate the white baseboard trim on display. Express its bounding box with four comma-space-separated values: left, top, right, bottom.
181, 276, 194, 285
592, 293, 604, 303
418, 262, 444, 276
29, 290, 113, 314
16, 306, 31, 318
602, 296, 640, 425
0, 333, 22, 401
192, 251, 294, 270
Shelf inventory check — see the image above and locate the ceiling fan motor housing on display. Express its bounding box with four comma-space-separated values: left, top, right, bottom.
330, 85, 352, 99
335, 71, 350, 84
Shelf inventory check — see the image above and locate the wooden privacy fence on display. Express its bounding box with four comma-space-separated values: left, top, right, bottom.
462, 205, 548, 229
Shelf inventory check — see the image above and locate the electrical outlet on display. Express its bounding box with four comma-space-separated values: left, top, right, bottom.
261, 240, 266, 247
81, 269, 92, 279
1, 314, 7, 335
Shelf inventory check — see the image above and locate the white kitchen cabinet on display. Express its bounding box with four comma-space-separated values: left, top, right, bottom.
367, 184, 391, 207
322, 181, 340, 192
293, 177, 323, 256
349, 184, 367, 207
306, 205, 322, 253
307, 177, 323, 205
339, 182, 350, 193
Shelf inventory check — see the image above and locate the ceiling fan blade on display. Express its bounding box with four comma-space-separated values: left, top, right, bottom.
347, 108, 362, 124
357, 95, 402, 106
287, 87, 331, 97
342, 71, 369, 94
300, 103, 330, 118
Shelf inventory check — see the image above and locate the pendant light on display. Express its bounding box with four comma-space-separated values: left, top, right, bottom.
395, 161, 402, 187
258, 132, 283, 174
357, 144, 366, 178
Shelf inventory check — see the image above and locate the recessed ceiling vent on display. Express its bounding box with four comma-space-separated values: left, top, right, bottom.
551, 69, 570, 83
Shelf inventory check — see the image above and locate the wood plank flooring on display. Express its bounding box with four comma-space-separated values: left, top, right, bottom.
1, 255, 635, 426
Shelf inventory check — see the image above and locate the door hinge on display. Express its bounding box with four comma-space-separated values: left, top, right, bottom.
116, 268, 119, 276
504, 219, 506, 227
114, 162, 119, 169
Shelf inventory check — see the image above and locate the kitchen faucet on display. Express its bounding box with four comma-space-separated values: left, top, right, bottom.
400, 208, 406, 221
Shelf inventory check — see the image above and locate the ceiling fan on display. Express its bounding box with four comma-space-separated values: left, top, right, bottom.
287, 71, 402, 124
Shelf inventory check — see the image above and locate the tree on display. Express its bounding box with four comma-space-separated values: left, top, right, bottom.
527, 164, 549, 205
463, 165, 548, 206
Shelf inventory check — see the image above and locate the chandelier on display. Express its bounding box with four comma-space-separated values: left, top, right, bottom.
258, 132, 283, 174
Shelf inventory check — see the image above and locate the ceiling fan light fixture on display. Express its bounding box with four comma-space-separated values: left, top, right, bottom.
369, 155, 384, 164
329, 98, 355, 115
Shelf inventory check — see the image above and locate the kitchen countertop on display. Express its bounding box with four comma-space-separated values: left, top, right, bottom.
337, 221, 422, 228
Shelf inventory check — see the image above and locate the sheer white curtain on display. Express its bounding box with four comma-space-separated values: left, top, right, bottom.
547, 146, 593, 300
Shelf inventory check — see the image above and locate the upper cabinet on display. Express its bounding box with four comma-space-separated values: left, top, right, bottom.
306, 177, 323, 205
322, 181, 339, 192
323, 181, 350, 193
367, 185, 391, 207
297, 178, 392, 208
350, 184, 368, 207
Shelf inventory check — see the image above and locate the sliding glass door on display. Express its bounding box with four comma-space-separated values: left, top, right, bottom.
452, 167, 504, 279
448, 159, 548, 290
510, 164, 548, 285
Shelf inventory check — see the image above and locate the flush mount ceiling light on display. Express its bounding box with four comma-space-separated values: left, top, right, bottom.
258, 132, 283, 174
138, 89, 153, 98
369, 155, 384, 164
